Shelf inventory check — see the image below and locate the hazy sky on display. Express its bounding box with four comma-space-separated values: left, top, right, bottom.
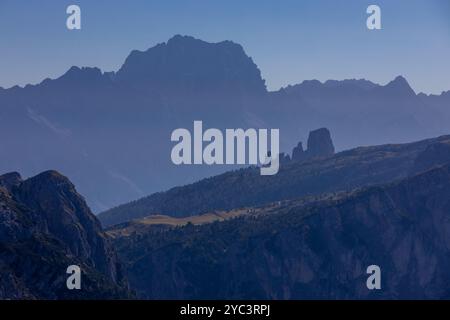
0, 0, 449, 93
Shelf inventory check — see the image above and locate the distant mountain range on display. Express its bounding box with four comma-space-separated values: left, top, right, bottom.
1, 35, 450, 213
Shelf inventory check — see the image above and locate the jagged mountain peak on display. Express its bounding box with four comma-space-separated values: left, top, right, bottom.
58, 66, 105, 82
167, 34, 196, 43
165, 34, 246, 55
298, 79, 323, 88
323, 78, 378, 90
116, 35, 266, 93
16, 169, 100, 244
0, 169, 130, 299
284, 76, 416, 95
0, 172, 22, 192
167, 34, 222, 46
282, 78, 380, 95
384, 75, 415, 95
390, 75, 408, 84
0, 171, 22, 183
22, 170, 74, 191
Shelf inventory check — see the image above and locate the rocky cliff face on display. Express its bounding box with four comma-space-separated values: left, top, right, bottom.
116, 35, 266, 95
0, 171, 130, 299
291, 142, 305, 162
291, 128, 335, 162
306, 128, 335, 158
111, 163, 450, 299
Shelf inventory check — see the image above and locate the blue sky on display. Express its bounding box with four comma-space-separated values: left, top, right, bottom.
0, 0, 449, 93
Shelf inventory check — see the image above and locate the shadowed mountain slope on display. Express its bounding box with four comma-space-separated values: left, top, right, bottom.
0, 171, 130, 299
99, 134, 450, 227
110, 163, 450, 299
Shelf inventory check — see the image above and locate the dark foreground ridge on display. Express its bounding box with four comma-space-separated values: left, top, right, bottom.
2, 133, 450, 299
0, 171, 130, 299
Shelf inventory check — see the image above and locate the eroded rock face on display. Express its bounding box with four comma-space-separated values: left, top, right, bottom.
306, 128, 335, 158
116, 35, 267, 95
112, 164, 450, 299
291, 142, 306, 162
0, 171, 130, 299
0, 172, 21, 192
291, 128, 335, 163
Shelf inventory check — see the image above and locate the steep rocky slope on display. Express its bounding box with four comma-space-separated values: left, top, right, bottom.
111, 163, 450, 299
0, 171, 130, 299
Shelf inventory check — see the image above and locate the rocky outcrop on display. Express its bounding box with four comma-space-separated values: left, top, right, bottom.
291, 142, 305, 162
306, 128, 335, 158
0, 172, 21, 191
0, 171, 130, 299
279, 152, 291, 164
292, 128, 335, 162
99, 134, 449, 227
112, 163, 450, 299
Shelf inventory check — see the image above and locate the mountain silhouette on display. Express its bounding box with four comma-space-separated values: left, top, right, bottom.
1, 35, 450, 213
0, 171, 130, 299
117, 35, 266, 94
